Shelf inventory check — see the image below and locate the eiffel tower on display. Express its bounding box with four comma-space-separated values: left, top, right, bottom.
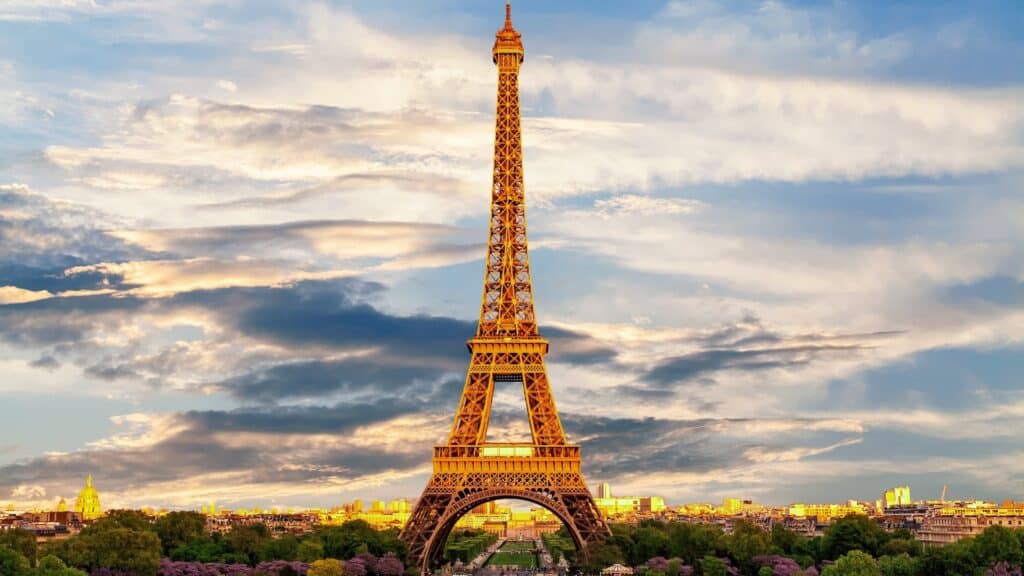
400, 2, 610, 572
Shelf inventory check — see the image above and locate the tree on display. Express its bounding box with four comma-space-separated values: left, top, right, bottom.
668, 524, 726, 566
917, 538, 976, 576
700, 556, 729, 576
309, 558, 345, 576
647, 556, 670, 575
987, 561, 1024, 576
0, 528, 37, 567
727, 520, 771, 573
168, 535, 227, 563
582, 541, 625, 572
154, 511, 206, 556
635, 527, 671, 565
259, 533, 300, 562
49, 524, 162, 576
821, 550, 880, 576
34, 555, 87, 576
975, 525, 1024, 567
377, 552, 404, 576
877, 554, 916, 576
877, 539, 919, 558
821, 517, 887, 560
88, 510, 153, 533
0, 545, 32, 576
298, 539, 325, 563
770, 525, 804, 556
226, 524, 271, 564
345, 557, 368, 576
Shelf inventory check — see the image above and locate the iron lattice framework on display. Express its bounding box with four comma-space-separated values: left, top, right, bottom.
400, 3, 609, 572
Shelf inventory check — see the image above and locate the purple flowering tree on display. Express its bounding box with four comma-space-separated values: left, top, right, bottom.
753, 555, 804, 576
252, 560, 309, 576
646, 557, 670, 574
344, 558, 367, 576
355, 553, 378, 576
987, 563, 1024, 576
376, 553, 404, 576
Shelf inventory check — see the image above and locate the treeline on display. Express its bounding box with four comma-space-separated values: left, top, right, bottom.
0, 511, 413, 576
5, 512, 1024, 576
580, 515, 1024, 576
442, 530, 497, 564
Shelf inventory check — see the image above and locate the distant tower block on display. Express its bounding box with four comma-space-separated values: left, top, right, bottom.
399, 3, 609, 572
75, 474, 102, 520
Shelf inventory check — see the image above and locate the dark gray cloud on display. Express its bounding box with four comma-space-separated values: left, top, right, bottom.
0, 184, 142, 271
0, 401, 862, 506
0, 400, 442, 501
624, 315, 889, 396
28, 355, 60, 370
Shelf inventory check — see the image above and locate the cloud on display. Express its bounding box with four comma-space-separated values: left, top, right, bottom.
0, 404, 866, 508
65, 258, 356, 297
593, 195, 705, 217
111, 219, 471, 267
0, 286, 53, 305
11, 484, 46, 498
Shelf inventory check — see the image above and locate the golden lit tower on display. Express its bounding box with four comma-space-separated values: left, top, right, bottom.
400, 3, 609, 572
75, 474, 102, 520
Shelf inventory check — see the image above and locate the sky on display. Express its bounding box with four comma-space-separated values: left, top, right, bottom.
1, 0, 1023, 511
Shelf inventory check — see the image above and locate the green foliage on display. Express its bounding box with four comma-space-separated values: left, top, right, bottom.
699, 555, 728, 576
48, 522, 162, 576
822, 550, 881, 576
298, 538, 325, 563
582, 541, 626, 572
308, 558, 345, 576
770, 524, 805, 556
877, 553, 917, 576
0, 545, 32, 576
666, 523, 727, 566
87, 510, 154, 533
314, 521, 406, 563
443, 529, 497, 564
878, 539, 920, 558
916, 537, 976, 576
0, 529, 38, 567
974, 525, 1024, 567
541, 532, 576, 564
34, 555, 87, 576
169, 535, 226, 563
728, 520, 772, 573
154, 511, 207, 556
226, 524, 269, 564
758, 567, 774, 576
821, 516, 890, 560
258, 533, 299, 562
634, 526, 671, 565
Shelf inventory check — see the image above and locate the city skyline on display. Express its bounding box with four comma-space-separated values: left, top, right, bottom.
2, 0, 1024, 513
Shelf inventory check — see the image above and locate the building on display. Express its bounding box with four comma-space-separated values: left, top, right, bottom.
788, 502, 865, 523
884, 486, 912, 509
74, 475, 102, 520
593, 483, 666, 518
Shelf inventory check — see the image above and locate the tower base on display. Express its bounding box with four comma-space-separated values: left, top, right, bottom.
400, 445, 609, 573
